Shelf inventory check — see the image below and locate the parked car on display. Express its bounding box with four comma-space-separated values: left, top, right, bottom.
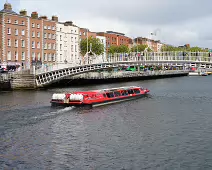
0, 66, 8, 73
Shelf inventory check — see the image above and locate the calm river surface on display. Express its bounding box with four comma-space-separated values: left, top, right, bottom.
1, 76, 212, 170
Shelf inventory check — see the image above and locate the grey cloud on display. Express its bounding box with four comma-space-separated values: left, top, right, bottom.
18, 0, 212, 48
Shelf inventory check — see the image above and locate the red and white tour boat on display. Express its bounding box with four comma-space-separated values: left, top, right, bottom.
50, 86, 150, 107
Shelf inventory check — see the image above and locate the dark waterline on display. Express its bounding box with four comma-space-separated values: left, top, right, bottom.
1, 76, 212, 170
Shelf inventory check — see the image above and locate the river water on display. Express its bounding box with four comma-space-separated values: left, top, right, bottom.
1, 76, 212, 170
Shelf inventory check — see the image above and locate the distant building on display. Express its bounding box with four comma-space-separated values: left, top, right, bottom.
134, 37, 163, 52
0, 2, 57, 70
56, 21, 80, 65
96, 31, 132, 52
79, 28, 96, 41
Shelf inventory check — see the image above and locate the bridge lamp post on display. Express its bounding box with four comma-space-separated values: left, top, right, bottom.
87, 28, 89, 64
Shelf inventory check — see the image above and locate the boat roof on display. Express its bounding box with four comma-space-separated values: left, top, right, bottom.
67, 86, 142, 94
100, 86, 141, 92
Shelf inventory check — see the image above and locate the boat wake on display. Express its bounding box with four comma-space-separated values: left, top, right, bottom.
32, 106, 74, 120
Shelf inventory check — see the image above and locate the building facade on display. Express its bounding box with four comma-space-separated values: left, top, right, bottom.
80, 28, 96, 41
96, 31, 132, 52
56, 21, 80, 65
0, 2, 57, 70
134, 37, 163, 52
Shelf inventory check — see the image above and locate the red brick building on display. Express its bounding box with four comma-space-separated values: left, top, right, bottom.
80, 28, 96, 40
134, 37, 163, 52
96, 31, 132, 51
0, 2, 57, 70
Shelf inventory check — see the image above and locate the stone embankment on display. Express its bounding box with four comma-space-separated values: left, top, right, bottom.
1, 70, 189, 90
10, 70, 36, 90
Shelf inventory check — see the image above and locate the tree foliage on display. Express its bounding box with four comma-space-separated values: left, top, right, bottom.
80, 37, 104, 56
161, 45, 208, 52
108, 45, 129, 54
131, 44, 148, 52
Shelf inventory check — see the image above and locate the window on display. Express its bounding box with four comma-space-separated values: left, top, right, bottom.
37, 24, 40, 28
22, 30, 25, 36
75, 45, 77, 52
32, 52, 35, 60
48, 33, 51, 39
52, 26, 55, 30
21, 40, 25, 47
52, 43, 55, 50
44, 43, 47, 49
14, 20, 18, 24
44, 53, 47, 61
15, 39, 18, 47
7, 18, 11, 23
37, 32, 40, 38
60, 44, 62, 51
32, 31, 35, 37
7, 39, 11, 46
52, 54, 55, 61
22, 52, 25, 60
48, 26, 51, 30
44, 33, 47, 38
7, 28, 11, 34
60, 28, 62, 32
32, 41, 35, 48
37, 53, 41, 61
15, 29, 18, 35
60, 54, 62, 61
52, 34, 55, 39
60, 35, 62, 41
71, 37, 73, 42
15, 51, 18, 60
44, 26, 47, 30
114, 91, 121, 97
37, 42, 40, 49
134, 89, 140, 94
32, 23, 35, 28
48, 43, 51, 49
7, 51, 11, 60
71, 45, 73, 52
21, 21, 25, 25
48, 54, 51, 61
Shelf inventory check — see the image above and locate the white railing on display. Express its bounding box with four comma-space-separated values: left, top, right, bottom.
34, 52, 212, 75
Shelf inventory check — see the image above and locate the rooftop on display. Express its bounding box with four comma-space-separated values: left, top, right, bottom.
106, 31, 125, 36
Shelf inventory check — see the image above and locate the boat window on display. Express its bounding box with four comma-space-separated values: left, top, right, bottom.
109, 92, 114, 98
121, 90, 128, 96
128, 89, 134, 94
114, 91, 121, 97
134, 89, 140, 94
106, 93, 110, 98
103, 93, 107, 98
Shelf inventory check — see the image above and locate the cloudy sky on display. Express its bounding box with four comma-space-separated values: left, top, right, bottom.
2, 0, 212, 48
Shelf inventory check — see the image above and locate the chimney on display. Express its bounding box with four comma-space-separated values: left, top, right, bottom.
4, 3, 12, 10
20, 10, 27, 16
31, 12, 38, 19
64, 21, 73, 26
39, 16, 48, 20
52, 16, 58, 22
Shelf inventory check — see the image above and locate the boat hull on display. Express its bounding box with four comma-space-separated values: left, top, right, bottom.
51, 93, 148, 107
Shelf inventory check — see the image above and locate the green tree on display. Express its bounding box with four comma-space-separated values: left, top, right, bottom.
108, 45, 129, 54
80, 37, 104, 56
118, 45, 129, 53
131, 44, 148, 52
108, 45, 119, 54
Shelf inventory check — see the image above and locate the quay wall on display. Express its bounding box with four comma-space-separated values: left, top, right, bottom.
1, 70, 188, 90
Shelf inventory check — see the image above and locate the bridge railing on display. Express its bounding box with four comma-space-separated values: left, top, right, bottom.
35, 52, 212, 75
